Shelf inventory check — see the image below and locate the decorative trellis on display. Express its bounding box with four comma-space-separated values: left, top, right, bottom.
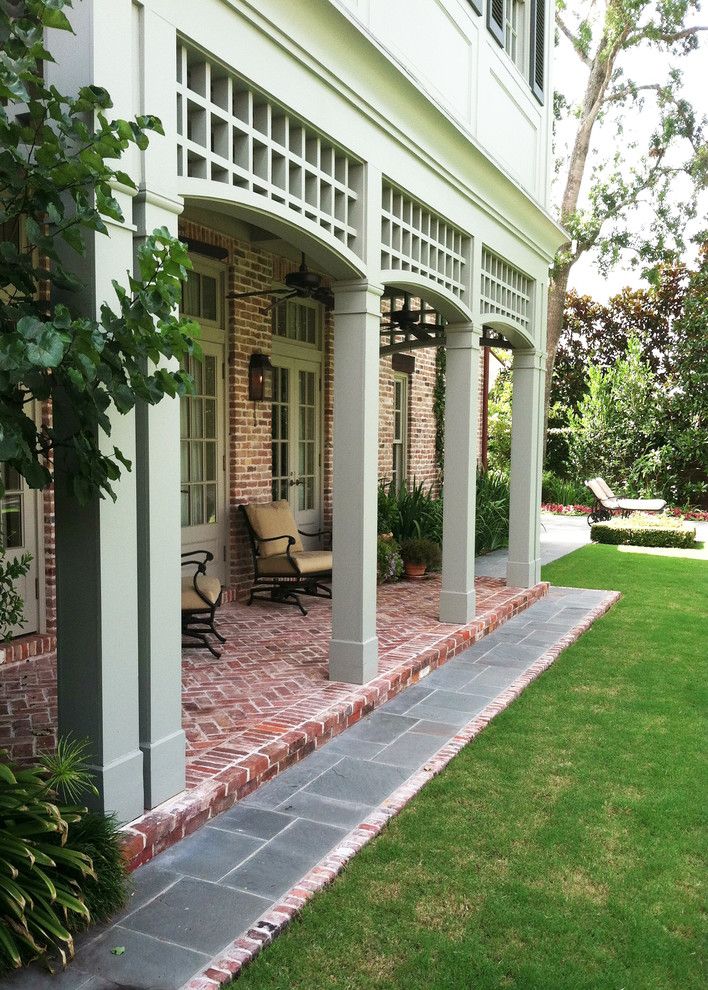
381, 183, 468, 299
176, 42, 363, 253
480, 248, 532, 332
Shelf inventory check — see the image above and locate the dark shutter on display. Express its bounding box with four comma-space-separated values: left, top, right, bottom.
487, 0, 505, 47
467, 0, 483, 15
529, 0, 546, 103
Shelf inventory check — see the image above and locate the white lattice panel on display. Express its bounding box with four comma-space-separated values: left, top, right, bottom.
176, 42, 362, 252
381, 183, 468, 298
480, 248, 532, 331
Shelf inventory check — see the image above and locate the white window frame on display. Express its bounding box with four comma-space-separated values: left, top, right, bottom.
391, 372, 409, 492
504, 0, 527, 73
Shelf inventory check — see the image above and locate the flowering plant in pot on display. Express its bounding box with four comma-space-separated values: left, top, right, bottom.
400, 538, 441, 579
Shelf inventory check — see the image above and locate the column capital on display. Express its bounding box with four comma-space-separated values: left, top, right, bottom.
332, 278, 385, 317
445, 322, 481, 350
512, 348, 546, 372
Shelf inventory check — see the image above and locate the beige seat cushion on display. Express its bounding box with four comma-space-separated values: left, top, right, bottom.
616, 498, 666, 512
257, 550, 332, 578
181, 574, 221, 611
245, 501, 303, 557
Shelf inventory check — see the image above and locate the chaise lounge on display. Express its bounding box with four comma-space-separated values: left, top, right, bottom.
240, 500, 332, 615
584, 477, 667, 526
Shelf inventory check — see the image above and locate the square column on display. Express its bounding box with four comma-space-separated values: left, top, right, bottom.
49, 3, 144, 822
440, 325, 481, 624
329, 280, 384, 684
132, 9, 186, 809
507, 349, 546, 588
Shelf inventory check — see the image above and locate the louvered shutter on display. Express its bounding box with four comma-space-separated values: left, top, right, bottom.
467, 0, 482, 15
487, 0, 505, 46
529, 0, 546, 103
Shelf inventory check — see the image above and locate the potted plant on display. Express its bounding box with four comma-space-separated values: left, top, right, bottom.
400, 538, 441, 580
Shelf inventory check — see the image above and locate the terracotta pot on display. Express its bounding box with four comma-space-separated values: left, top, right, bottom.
404, 561, 427, 580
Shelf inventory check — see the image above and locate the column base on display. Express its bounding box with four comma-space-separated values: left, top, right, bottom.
439, 588, 477, 625
506, 559, 541, 589
88, 747, 145, 824
329, 636, 378, 685
141, 728, 186, 809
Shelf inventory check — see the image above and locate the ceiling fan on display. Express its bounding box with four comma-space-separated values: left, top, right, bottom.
380, 296, 445, 341
226, 253, 334, 311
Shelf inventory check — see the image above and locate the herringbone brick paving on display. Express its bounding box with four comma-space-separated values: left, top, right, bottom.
1, 576, 517, 781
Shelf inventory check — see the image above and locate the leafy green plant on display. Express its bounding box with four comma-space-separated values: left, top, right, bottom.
475, 468, 510, 555
0, 739, 127, 972
377, 537, 404, 584
0, 0, 200, 504
400, 538, 441, 570
0, 541, 31, 642
377, 480, 443, 544
541, 471, 588, 507
590, 515, 697, 548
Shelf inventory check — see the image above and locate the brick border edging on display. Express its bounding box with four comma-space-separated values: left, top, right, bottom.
0, 632, 56, 668
121, 582, 550, 871
181, 588, 621, 990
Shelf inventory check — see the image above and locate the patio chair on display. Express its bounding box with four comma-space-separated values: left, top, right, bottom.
240, 500, 332, 616
181, 550, 225, 659
584, 477, 667, 526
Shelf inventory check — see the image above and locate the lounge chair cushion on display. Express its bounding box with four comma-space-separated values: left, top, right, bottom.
256, 550, 332, 578
181, 574, 222, 611
244, 500, 304, 557
616, 498, 666, 512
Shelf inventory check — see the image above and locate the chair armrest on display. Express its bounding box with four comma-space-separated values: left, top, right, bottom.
297, 529, 331, 539
253, 534, 296, 547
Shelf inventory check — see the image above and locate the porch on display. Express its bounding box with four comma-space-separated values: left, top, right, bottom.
0, 574, 547, 869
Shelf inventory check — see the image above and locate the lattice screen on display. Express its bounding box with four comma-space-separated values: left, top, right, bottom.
480, 248, 532, 331
176, 42, 363, 252
381, 183, 468, 298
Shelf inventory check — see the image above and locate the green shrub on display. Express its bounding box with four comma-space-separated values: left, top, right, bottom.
377, 480, 443, 544
541, 471, 588, 507
0, 540, 32, 642
400, 538, 442, 569
0, 740, 128, 972
591, 516, 697, 548
476, 468, 510, 554
377, 537, 404, 584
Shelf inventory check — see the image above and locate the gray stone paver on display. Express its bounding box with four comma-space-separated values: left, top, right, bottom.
6, 584, 609, 990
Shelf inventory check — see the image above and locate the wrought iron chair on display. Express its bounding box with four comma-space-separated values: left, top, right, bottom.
585, 478, 667, 526
240, 500, 331, 615
181, 550, 225, 658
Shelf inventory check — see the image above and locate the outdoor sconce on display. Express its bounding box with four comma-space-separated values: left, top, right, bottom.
248, 352, 273, 403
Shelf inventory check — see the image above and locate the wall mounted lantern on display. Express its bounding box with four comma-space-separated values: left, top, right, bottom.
248, 352, 273, 403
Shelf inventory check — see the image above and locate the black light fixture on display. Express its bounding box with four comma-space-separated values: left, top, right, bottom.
248, 353, 273, 403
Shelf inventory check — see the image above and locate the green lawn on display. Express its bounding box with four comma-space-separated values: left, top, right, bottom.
234, 546, 707, 990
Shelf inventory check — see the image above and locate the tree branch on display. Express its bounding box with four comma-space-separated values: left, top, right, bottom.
602, 82, 661, 105
627, 24, 708, 46
556, 13, 592, 66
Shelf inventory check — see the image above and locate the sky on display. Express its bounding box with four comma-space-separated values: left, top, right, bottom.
552, 3, 708, 302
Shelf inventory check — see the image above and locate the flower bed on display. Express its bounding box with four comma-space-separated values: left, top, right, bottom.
541, 503, 592, 516
591, 513, 698, 548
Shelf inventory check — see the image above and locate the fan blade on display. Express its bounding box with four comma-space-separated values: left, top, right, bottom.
226, 288, 291, 300
263, 290, 299, 313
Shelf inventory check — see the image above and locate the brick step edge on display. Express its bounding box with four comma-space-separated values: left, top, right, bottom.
120, 581, 550, 872
181, 588, 621, 990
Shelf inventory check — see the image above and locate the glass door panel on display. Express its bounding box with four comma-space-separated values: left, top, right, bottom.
271, 358, 321, 534
0, 464, 39, 636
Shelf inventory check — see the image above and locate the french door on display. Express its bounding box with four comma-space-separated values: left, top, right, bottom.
271, 357, 322, 535
180, 342, 227, 583
0, 465, 39, 637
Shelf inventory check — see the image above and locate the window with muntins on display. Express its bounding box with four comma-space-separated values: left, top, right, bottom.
391, 373, 408, 492
272, 298, 321, 348
180, 354, 218, 528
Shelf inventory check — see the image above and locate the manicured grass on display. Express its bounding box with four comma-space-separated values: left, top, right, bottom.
234, 546, 707, 990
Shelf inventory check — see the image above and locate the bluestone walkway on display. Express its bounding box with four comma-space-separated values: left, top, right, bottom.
7, 584, 619, 990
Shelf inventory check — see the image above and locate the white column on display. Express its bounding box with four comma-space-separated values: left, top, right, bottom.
507, 349, 546, 588
440, 324, 481, 623
133, 9, 186, 808
48, 4, 143, 821
329, 280, 384, 684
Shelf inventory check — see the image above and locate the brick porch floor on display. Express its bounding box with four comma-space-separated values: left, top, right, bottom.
0, 574, 548, 868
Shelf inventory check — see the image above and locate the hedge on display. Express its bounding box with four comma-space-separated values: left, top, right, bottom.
591, 519, 698, 548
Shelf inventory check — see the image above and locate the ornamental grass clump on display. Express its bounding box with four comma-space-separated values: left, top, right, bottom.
590, 513, 697, 549
0, 740, 128, 973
